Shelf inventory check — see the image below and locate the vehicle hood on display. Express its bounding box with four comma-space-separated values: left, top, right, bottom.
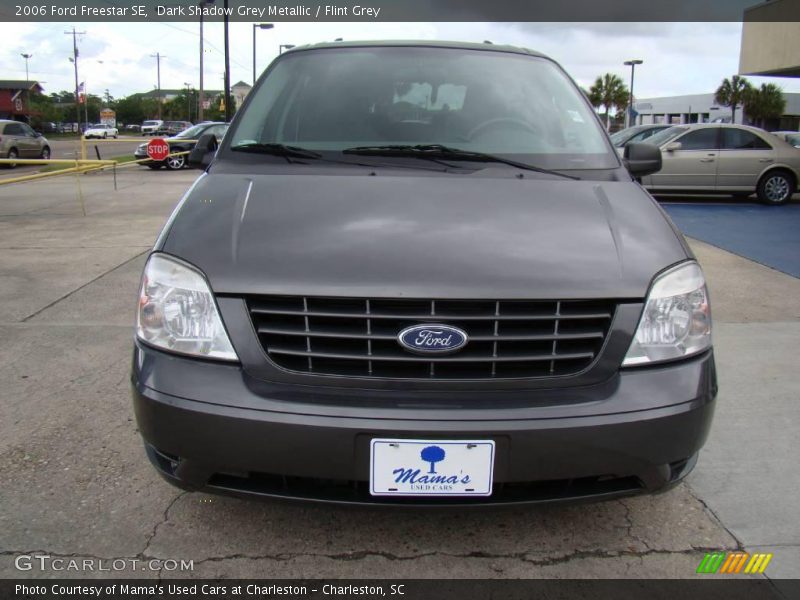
160, 173, 689, 299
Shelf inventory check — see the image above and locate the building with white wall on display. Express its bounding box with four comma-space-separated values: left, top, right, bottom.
633, 92, 800, 131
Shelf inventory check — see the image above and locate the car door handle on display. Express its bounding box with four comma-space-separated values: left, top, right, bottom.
700, 158, 715, 163
759, 158, 774, 163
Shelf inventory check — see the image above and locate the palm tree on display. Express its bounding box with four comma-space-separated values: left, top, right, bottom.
589, 74, 629, 130
714, 75, 752, 124
743, 83, 786, 128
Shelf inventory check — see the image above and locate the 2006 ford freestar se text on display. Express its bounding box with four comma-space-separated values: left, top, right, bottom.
131, 41, 717, 506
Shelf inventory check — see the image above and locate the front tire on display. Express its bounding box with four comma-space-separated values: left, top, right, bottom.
40, 146, 51, 160
757, 170, 795, 205
165, 155, 185, 170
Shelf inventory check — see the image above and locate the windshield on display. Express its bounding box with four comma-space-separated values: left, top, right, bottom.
175, 124, 214, 139
609, 127, 644, 146
143, 121, 159, 126
227, 47, 617, 170
645, 126, 687, 148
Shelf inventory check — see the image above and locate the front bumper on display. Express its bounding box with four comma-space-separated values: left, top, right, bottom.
132, 342, 717, 506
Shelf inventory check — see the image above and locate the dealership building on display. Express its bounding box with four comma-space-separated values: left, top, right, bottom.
632, 93, 800, 130
632, 1, 800, 131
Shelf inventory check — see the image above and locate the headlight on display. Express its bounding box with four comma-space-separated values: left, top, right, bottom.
136, 253, 238, 361
623, 261, 711, 366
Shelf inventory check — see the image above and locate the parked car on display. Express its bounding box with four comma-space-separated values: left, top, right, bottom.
133, 40, 716, 506
134, 122, 228, 170
610, 124, 672, 152
141, 120, 163, 136
126, 124, 141, 132
771, 131, 800, 149
83, 123, 119, 139
0, 119, 51, 167
640, 123, 800, 204
157, 121, 193, 136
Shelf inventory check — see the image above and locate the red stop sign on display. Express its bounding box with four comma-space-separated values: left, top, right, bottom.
147, 138, 170, 161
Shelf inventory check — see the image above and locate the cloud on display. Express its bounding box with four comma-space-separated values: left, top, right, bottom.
1, 20, 798, 100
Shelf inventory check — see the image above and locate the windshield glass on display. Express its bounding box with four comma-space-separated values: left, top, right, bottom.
645, 126, 687, 148
143, 121, 159, 126
175, 124, 212, 139
227, 47, 617, 169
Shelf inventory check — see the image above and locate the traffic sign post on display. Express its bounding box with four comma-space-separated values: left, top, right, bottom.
147, 138, 170, 161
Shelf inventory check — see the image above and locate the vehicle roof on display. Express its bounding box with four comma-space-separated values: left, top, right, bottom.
283, 39, 550, 60
664, 123, 772, 134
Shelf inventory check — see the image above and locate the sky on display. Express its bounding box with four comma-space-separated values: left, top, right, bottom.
2, 21, 800, 101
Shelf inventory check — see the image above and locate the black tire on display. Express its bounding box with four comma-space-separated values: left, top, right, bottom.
5, 148, 18, 168
40, 146, 51, 160
757, 170, 795, 205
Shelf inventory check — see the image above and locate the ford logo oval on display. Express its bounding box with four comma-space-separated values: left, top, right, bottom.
397, 324, 469, 354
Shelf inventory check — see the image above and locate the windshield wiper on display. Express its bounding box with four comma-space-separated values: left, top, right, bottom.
342, 144, 580, 180
229, 142, 322, 161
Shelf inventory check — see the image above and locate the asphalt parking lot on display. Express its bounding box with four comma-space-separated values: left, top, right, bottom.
0, 170, 798, 580
0, 136, 143, 181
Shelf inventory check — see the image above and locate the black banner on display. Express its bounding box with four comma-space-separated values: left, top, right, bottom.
3, 0, 800, 23
4, 579, 800, 600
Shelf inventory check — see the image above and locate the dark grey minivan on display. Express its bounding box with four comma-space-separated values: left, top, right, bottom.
132, 41, 716, 505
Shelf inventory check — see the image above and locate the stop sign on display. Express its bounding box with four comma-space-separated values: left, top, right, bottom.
147, 138, 170, 161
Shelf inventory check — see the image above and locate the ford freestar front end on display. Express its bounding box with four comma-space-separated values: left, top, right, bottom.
132, 41, 716, 506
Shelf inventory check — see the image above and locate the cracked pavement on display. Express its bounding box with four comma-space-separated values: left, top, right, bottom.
0, 172, 798, 579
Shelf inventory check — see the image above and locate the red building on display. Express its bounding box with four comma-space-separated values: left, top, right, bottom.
0, 80, 44, 121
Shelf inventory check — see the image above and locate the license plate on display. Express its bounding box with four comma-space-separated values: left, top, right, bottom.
370, 439, 495, 497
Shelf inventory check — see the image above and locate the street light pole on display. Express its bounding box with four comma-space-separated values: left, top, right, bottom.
252, 23, 274, 85
20, 53, 32, 83
624, 59, 643, 128
185, 82, 192, 122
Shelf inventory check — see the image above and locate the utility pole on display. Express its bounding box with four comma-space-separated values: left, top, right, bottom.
20, 53, 32, 83
223, 0, 231, 122
150, 52, 165, 120
198, 5, 205, 121
64, 27, 85, 131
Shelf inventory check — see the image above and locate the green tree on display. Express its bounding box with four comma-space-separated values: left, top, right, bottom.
743, 83, 786, 128
714, 75, 752, 124
588, 74, 629, 130
114, 95, 159, 126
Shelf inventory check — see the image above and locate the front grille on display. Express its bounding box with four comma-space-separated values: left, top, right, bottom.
246, 296, 616, 380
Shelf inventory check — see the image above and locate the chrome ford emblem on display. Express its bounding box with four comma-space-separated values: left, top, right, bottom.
397, 324, 468, 354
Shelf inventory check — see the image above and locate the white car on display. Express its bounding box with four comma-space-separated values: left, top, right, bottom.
141, 120, 163, 136
84, 123, 118, 139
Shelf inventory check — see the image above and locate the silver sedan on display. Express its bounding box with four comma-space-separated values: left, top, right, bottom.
640, 123, 800, 205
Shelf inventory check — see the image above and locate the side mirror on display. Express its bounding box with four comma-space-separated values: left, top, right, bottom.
188, 133, 218, 169
664, 141, 682, 152
623, 142, 662, 178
